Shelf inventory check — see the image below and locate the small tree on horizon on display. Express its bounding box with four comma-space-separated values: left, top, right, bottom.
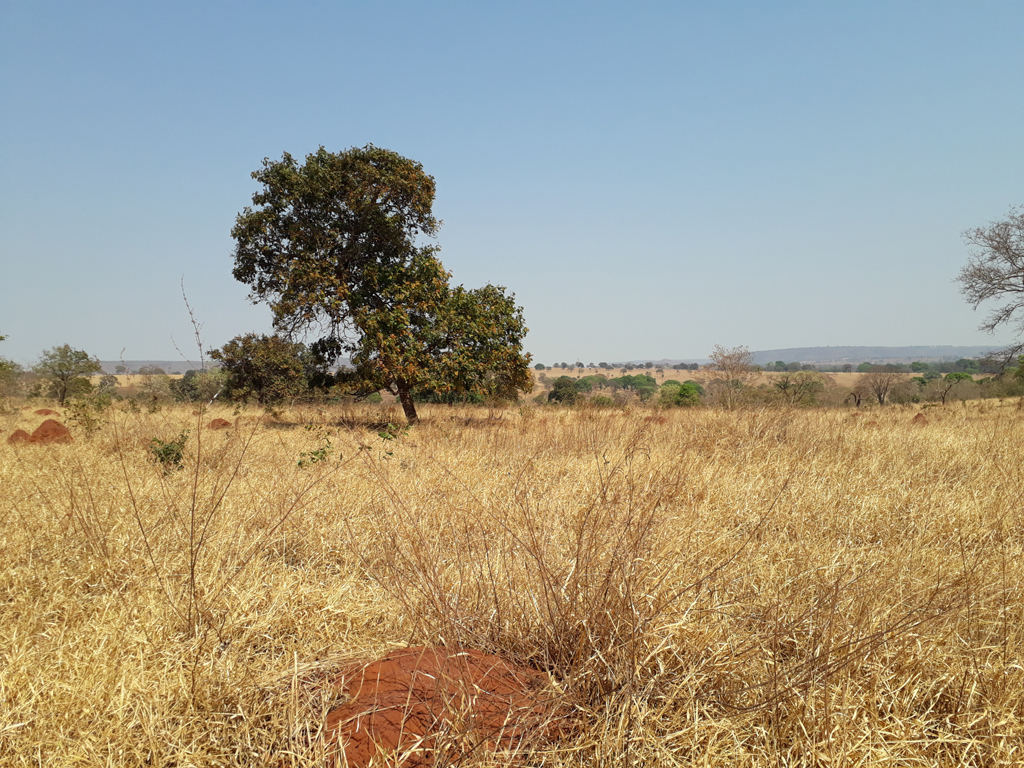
863, 367, 905, 406
708, 344, 754, 409
33, 345, 102, 406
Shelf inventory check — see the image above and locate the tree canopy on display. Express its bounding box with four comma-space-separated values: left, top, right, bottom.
230, 145, 531, 421
211, 334, 309, 405
0, 334, 20, 398
33, 345, 102, 405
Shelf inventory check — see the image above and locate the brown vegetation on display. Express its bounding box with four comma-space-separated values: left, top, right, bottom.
1, 400, 1023, 765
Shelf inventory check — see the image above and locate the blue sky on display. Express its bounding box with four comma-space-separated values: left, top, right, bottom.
2, 1, 1023, 366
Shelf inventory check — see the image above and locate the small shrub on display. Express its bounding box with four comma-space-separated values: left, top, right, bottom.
66, 392, 112, 436
297, 424, 336, 468
149, 430, 190, 473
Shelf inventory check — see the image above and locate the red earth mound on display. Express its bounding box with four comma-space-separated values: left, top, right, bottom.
34, 408, 59, 416
207, 418, 232, 430
7, 429, 32, 445
325, 646, 561, 768
6, 420, 73, 445
912, 413, 928, 426
31, 419, 73, 444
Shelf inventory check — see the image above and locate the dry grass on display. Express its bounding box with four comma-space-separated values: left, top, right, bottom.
2, 399, 1023, 766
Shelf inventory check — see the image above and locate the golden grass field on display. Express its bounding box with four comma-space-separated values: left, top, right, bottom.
2, 398, 1023, 766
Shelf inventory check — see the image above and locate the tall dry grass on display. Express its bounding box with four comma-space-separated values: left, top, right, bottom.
1, 400, 1023, 766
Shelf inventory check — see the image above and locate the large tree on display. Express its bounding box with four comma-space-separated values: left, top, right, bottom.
33, 345, 102, 405
958, 206, 1024, 364
230, 145, 531, 422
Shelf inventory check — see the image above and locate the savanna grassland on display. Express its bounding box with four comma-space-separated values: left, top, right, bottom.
2, 399, 1023, 766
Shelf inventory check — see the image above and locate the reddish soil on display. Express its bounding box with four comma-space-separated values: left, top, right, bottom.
912, 413, 928, 426
31, 419, 73, 444
34, 408, 59, 416
325, 646, 562, 768
6, 420, 73, 445
207, 418, 232, 430
7, 429, 32, 445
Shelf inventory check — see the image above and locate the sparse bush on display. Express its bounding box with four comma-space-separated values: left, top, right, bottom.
66, 392, 111, 436
149, 429, 190, 473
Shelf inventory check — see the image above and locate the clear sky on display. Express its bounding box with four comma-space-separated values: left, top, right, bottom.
2, 1, 1023, 366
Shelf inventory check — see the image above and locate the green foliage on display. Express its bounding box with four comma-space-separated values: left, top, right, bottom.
211, 334, 308, 404
297, 424, 337, 468
574, 374, 608, 392
0, 360, 24, 398
548, 376, 580, 404
0, 334, 20, 398
608, 374, 658, 400
149, 430, 190, 474
659, 380, 703, 407
170, 368, 228, 404
65, 392, 112, 436
375, 422, 409, 459
230, 145, 531, 422
772, 371, 826, 405
33, 345, 102, 406
413, 387, 484, 404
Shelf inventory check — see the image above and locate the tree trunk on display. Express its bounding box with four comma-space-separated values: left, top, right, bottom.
395, 380, 419, 424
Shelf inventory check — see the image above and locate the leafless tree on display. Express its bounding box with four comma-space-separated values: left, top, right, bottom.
847, 379, 870, 407
958, 206, 1024, 365
863, 368, 905, 406
708, 344, 754, 409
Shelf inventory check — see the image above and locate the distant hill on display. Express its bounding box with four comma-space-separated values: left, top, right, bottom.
609, 345, 1003, 368
745, 346, 1002, 365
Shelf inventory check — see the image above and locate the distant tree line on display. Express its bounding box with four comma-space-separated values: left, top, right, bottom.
535, 361, 700, 371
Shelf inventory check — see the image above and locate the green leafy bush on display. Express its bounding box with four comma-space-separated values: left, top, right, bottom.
149, 430, 190, 474
548, 376, 580, 404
